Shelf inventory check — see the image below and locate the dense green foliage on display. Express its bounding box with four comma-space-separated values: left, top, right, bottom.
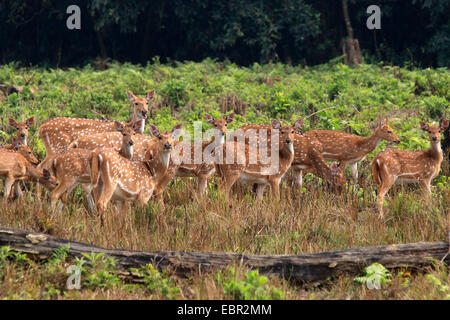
0, 60, 448, 162
0, 0, 449, 67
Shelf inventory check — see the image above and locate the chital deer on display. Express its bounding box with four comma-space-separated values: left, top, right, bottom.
0, 143, 57, 201
8, 117, 34, 145
37, 90, 153, 172
49, 121, 137, 213
91, 123, 181, 221
175, 113, 234, 195
216, 120, 297, 200
304, 118, 400, 181
372, 120, 449, 218
68, 120, 154, 160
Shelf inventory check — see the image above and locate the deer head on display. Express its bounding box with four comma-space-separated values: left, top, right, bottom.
205, 113, 235, 146
11, 137, 39, 165
272, 119, 302, 155
9, 117, 34, 145
126, 90, 154, 121
421, 120, 449, 145
375, 118, 400, 144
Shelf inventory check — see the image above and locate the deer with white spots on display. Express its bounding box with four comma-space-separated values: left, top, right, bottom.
91, 123, 182, 221
8, 117, 34, 146
37, 90, 153, 173
175, 113, 234, 195
67, 119, 154, 160
49, 121, 137, 214
304, 118, 400, 182
0, 139, 57, 201
216, 119, 297, 200
372, 120, 449, 218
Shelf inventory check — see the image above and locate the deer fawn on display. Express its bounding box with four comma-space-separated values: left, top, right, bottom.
49, 121, 137, 213
8, 117, 34, 145
304, 118, 400, 181
91, 123, 182, 221
175, 113, 234, 195
0, 141, 57, 201
68, 120, 153, 160
216, 119, 298, 200
372, 120, 449, 218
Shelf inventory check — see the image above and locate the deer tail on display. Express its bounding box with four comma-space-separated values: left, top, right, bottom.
372, 158, 382, 186
91, 151, 102, 188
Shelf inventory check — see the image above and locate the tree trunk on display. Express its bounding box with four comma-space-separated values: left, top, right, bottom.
341, 0, 362, 65
1, 226, 449, 283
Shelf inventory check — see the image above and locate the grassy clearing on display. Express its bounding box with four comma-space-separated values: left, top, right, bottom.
0, 60, 449, 299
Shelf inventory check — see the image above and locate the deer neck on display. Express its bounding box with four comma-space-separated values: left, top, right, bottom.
148, 147, 171, 178
120, 143, 134, 160
279, 142, 294, 166
428, 141, 442, 160
358, 131, 382, 154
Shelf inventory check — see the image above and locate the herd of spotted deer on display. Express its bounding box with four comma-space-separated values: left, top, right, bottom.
0, 90, 448, 223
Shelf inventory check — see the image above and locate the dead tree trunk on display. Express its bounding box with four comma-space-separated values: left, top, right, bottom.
341, 0, 362, 65
0, 226, 449, 283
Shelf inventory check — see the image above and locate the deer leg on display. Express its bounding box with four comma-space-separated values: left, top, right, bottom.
349, 162, 358, 182
50, 180, 69, 210
97, 181, 117, 222
293, 169, 303, 189
13, 182, 24, 199
220, 171, 241, 200
82, 184, 96, 215
269, 178, 281, 199
377, 177, 395, 218
419, 179, 432, 198
197, 175, 208, 195
255, 184, 266, 200
3, 176, 14, 201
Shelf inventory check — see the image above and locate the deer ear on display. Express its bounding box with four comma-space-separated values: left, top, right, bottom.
9, 118, 17, 128
147, 90, 155, 102
420, 122, 429, 131
26, 117, 34, 127
171, 123, 183, 139
439, 119, 449, 131
126, 91, 136, 102
42, 169, 51, 180
226, 113, 235, 124
114, 121, 124, 132
204, 114, 215, 125
272, 120, 281, 130
148, 124, 160, 137
293, 118, 303, 132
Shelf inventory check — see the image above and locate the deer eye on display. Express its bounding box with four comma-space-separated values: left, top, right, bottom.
387, 130, 392, 134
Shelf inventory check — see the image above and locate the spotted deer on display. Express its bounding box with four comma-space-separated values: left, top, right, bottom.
372, 120, 449, 218
304, 118, 400, 181
49, 121, 137, 213
37, 90, 153, 173
0, 142, 57, 201
68, 120, 154, 160
215, 120, 297, 200
8, 117, 34, 145
91, 123, 182, 221
175, 113, 234, 195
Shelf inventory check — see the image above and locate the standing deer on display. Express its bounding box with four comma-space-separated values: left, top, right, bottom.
0, 142, 57, 201
49, 121, 137, 213
68, 120, 153, 160
175, 113, 234, 195
304, 118, 400, 181
91, 123, 181, 221
37, 90, 153, 173
372, 120, 449, 218
216, 119, 297, 200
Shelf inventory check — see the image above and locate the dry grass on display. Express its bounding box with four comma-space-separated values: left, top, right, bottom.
0, 162, 449, 299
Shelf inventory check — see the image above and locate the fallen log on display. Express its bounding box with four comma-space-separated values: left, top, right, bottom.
0, 226, 449, 282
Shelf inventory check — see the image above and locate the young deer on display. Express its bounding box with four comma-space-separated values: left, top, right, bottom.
0, 143, 57, 201
216, 120, 297, 200
68, 120, 154, 160
8, 117, 34, 145
372, 120, 449, 218
175, 113, 234, 195
304, 118, 400, 181
37, 90, 153, 173
91, 124, 181, 221
49, 121, 137, 213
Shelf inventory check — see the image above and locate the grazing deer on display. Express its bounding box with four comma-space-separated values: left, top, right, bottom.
304, 118, 400, 181
49, 121, 137, 213
37, 90, 153, 173
372, 120, 449, 218
0, 143, 57, 201
8, 117, 34, 145
216, 119, 297, 200
91, 123, 181, 221
68, 120, 154, 160
175, 113, 234, 195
